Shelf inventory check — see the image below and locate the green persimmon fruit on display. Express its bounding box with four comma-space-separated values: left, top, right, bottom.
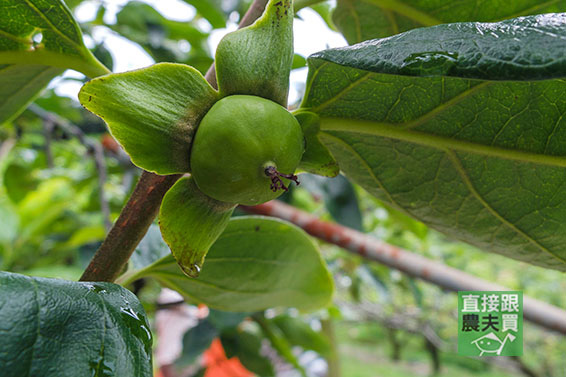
190, 95, 304, 205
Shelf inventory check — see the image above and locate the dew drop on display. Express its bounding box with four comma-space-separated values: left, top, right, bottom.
32, 31, 43, 44
181, 263, 201, 278
84, 283, 107, 293
401, 51, 459, 75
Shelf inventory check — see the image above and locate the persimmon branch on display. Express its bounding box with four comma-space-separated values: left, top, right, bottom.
240, 200, 566, 335
79, 0, 270, 283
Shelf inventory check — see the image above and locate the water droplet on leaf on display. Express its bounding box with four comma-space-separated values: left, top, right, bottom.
181, 263, 201, 278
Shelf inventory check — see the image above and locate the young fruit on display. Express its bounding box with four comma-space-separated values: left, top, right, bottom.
190, 95, 304, 205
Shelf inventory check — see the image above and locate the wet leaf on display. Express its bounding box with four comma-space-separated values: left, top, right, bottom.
0, 271, 152, 377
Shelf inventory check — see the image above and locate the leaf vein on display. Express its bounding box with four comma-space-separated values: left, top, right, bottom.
445, 149, 566, 264
22, 0, 81, 53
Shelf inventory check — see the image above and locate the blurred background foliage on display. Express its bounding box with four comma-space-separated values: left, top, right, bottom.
0, 1, 565, 376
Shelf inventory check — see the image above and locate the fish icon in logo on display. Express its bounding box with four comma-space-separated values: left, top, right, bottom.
471, 332, 516, 356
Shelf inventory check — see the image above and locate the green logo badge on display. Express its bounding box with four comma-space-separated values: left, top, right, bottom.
458, 291, 523, 356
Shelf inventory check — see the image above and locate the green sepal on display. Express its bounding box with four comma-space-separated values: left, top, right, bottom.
159, 176, 236, 277
79, 63, 219, 175
215, 0, 294, 106
295, 111, 339, 177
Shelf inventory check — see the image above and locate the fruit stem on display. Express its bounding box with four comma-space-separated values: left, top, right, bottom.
265, 166, 299, 192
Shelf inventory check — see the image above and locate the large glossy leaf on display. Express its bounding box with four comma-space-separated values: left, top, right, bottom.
0, 0, 108, 124
301, 13, 566, 271
0, 271, 152, 377
79, 63, 219, 174
122, 216, 334, 312
333, 0, 566, 44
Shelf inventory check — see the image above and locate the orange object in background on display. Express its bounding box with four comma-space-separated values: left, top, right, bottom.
101, 133, 120, 154
203, 339, 253, 377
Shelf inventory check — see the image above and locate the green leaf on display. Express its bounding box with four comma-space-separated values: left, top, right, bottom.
79, 63, 219, 174
3, 157, 40, 203
292, 53, 307, 70
0, 64, 62, 125
112, 1, 211, 65
253, 314, 307, 376
0, 0, 107, 124
295, 111, 340, 177
301, 13, 566, 271
130, 224, 171, 270
159, 176, 236, 277
176, 320, 218, 367
309, 2, 337, 32
215, 0, 294, 105
0, 195, 18, 244
271, 315, 331, 356
17, 177, 73, 243
300, 173, 363, 231
0, 271, 152, 377
0, 0, 108, 77
333, 0, 566, 44
125, 216, 334, 312
207, 309, 249, 330
63, 225, 106, 248
182, 0, 227, 28
220, 328, 275, 377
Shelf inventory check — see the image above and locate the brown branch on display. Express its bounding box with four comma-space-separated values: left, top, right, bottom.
240, 200, 566, 335
80, 172, 180, 282
79, 0, 270, 282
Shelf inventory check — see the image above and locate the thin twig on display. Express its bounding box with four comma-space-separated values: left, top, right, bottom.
79, 0, 271, 283
43, 119, 54, 169
240, 200, 566, 335
28, 104, 111, 230
0, 138, 15, 160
